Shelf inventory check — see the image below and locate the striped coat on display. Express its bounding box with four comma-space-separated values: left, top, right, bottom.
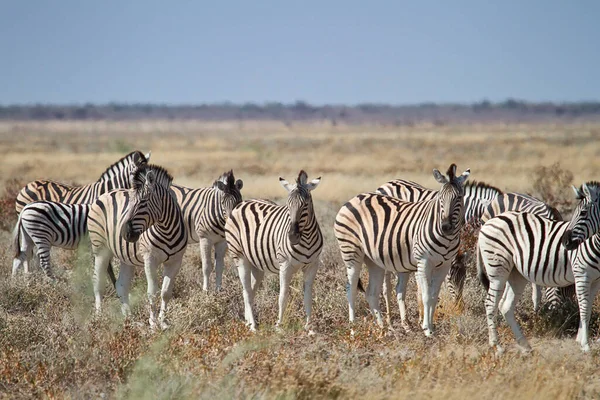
171, 170, 243, 291
88, 164, 187, 329
225, 170, 323, 333
477, 182, 600, 353
335, 164, 470, 336
15, 150, 150, 214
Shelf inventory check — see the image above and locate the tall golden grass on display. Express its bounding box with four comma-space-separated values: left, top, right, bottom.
1, 120, 600, 399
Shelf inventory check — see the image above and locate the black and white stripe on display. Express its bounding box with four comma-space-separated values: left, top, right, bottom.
88, 164, 187, 329
224, 170, 323, 333
171, 171, 243, 291
336, 164, 470, 336
481, 191, 571, 311
477, 182, 600, 353
12, 202, 91, 279
376, 179, 499, 328
15, 150, 150, 214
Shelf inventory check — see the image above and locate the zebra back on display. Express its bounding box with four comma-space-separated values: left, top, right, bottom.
376, 178, 498, 225
15, 150, 149, 214
480, 192, 561, 224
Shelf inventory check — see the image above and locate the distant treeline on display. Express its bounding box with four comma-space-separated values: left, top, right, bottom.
2, 100, 600, 124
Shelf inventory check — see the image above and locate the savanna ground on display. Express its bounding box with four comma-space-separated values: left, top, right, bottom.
1, 120, 600, 399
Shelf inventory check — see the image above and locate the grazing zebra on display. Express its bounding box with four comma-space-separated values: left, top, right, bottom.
15, 150, 150, 214
376, 178, 500, 330
481, 192, 573, 311
171, 171, 243, 292
477, 182, 600, 353
224, 171, 323, 333
335, 164, 470, 336
88, 164, 187, 329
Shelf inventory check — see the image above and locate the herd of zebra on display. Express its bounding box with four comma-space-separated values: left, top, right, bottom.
8, 150, 600, 353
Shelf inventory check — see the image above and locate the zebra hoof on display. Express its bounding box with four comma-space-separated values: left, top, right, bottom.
423, 328, 434, 337
402, 323, 412, 333
581, 343, 591, 353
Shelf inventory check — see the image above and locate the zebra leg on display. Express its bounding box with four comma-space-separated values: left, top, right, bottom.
214, 240, 227, 291
545, 286, 561, 310
484, 270, 509, 353
250, 266, 264, 324
428, 263, 452, 333
116, 263, 134, 317
416, 261, 434, 336
275, 262, 297, 332
236, 257, 257, 331
447, 256, 466, 311
92, 249, 112, 315
345, 259, 363, 333
365, 260, 385, 328
302, 261, 320, 335
382, 272, 393, 327
199, 237, 214, 292
500, 271, 531, 353
531, 283, 542, 313
36, 244, 54, 280
575, 278, 599, 352
144, 259, 160, 329
396, 272, 412, 333
158, 257, 184, 330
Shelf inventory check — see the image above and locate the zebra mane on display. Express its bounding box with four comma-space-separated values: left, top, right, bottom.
464, 180, 503, 195
97, 151, 148, 181
213, 170, 238, 193
446, 164, 457, 180
132, 164, 173, 191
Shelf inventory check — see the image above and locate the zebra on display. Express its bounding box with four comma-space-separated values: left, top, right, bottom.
375, 178, 500, 330
378, 178, 565, 327
224, 170, 323, 333
13, 202, 90, 279
171, 171, 243, 292
477, 181, 600, 353
481, 192, 575, 311
335, 164, 470, 336
88, 164, 187, 329
15, 150, 150, 214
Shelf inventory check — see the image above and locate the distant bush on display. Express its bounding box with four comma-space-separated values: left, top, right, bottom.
531, 162, 575, 218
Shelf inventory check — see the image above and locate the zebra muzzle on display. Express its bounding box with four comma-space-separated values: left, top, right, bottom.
121, 221, 141, 243
562, 230, 581, 251
288, 223, 301, 245
441, 219, 453, 235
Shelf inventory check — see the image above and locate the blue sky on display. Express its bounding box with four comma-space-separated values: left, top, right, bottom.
1, 0, 598, 104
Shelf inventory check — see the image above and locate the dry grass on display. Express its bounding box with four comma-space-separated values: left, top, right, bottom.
1, 120, 600, 399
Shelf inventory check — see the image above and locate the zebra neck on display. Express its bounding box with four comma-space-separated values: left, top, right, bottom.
211, 189, 227, 226
299, 202, 318, 236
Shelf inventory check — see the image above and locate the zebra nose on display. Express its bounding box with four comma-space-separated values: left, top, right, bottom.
289, 223, 301, 245
441, 220, 453, 234
562, 230, 579, 250
122, 221, 140, 243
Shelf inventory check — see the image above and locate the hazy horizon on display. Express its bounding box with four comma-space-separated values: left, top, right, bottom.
2, 1, 599, 104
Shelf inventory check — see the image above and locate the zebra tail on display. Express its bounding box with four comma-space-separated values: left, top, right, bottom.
107, 262, 117, 288
12, 217, 22, 259
476, 246, 490, 290
357, 278, 366, 293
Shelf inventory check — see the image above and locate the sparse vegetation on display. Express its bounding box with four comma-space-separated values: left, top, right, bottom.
2, 120, 600, 399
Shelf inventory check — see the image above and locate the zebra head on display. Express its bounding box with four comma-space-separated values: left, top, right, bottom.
562, 182, 600, 250
121, 164, 173, 243
433, 164, 471, 235
279, 170, 321, 245
214, 170, 244, 218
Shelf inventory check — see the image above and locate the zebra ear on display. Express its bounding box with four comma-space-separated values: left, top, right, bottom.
235, 179, 243, 191
306, 177, 321, 191
279, 177, 292, 192
146, 170, 156, 187
582, 183, 598, 203
145, 151, 152, 161
455, 168, 471, 185
433, 169, 448, 184
572, 185, 583, 199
